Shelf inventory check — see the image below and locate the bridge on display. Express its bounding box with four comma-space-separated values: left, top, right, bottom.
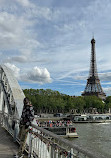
0, 64, 106, 158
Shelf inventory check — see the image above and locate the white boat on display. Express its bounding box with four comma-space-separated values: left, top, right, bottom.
45, 126, 78, 138
65, 127, 78, 138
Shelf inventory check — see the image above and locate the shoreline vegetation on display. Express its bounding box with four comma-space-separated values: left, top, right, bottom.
23, 88, 111, 114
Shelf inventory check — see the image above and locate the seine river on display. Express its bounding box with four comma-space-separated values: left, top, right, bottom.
71, 123, 111, 158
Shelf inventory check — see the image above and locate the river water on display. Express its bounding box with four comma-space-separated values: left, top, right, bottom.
71, 122, 111, 158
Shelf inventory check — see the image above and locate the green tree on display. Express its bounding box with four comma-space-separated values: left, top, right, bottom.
74, 96, 86, 112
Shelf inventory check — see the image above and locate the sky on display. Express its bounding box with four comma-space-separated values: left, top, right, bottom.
1, 0, 111, 96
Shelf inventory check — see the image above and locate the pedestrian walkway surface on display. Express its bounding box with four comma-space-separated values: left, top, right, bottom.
0, 123, 19, 158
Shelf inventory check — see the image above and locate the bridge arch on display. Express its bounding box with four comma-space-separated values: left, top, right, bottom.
0, 64, 25, 119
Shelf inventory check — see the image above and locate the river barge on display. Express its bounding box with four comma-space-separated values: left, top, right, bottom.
44, 126, 78, 138
73, 114, 111, 123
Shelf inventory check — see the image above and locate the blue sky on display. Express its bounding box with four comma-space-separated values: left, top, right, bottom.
1, 0, 111, 96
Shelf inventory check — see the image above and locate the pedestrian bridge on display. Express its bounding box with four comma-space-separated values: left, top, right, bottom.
0, 65, 106, 158
0, 117, 19, 158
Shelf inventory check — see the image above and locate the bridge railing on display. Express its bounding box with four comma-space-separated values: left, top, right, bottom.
0, 112, 106, 158
0, 112, 20, 142
30, 124, 106, 158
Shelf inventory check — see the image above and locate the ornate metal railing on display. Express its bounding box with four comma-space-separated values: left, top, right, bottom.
0, 112, 106, 158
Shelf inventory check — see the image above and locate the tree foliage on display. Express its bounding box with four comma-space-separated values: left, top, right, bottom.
23, 89, 107, 113
104, 96, 111, 110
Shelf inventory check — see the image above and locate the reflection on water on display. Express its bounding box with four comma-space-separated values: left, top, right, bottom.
71, 123, 111, 158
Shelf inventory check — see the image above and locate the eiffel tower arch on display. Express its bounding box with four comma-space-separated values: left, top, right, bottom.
82, 38, 106, 100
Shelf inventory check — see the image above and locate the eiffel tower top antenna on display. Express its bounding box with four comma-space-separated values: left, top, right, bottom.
92, 32, 94, 39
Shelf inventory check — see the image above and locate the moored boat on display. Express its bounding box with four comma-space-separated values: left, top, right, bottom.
34, 119, 78, 138
66, 127, 78, 138
44, 126, 78, 138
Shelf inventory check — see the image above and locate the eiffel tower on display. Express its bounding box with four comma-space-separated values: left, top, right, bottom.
82, 38, 106, 100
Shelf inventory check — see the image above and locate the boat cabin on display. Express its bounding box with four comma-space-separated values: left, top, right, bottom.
74, 115, 87, 121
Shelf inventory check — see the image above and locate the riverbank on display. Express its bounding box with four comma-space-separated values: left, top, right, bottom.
73, 120, 111, 123
35, 113, 111, 123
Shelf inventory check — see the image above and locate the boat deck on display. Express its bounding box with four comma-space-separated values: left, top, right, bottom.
44, 126, 78, 138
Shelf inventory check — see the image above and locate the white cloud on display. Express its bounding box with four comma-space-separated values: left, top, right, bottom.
4, 63, 52, 85
73, 75, 87, 81
72, 71, 111, 82
103, 87, 111, 96
0, 11, 39, 50
16, 0, 33, 7
4, 49, 34, 63
21, 66, 52, 84
5, 56, 28, 63
99, 72, 111, 81
4, 63, 20, 79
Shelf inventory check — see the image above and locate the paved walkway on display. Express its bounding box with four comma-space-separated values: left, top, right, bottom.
0, 123, 19, 158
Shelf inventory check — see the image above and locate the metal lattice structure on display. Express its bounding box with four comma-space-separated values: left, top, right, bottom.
82, 38, 106, 100
0, 64, 25, 118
